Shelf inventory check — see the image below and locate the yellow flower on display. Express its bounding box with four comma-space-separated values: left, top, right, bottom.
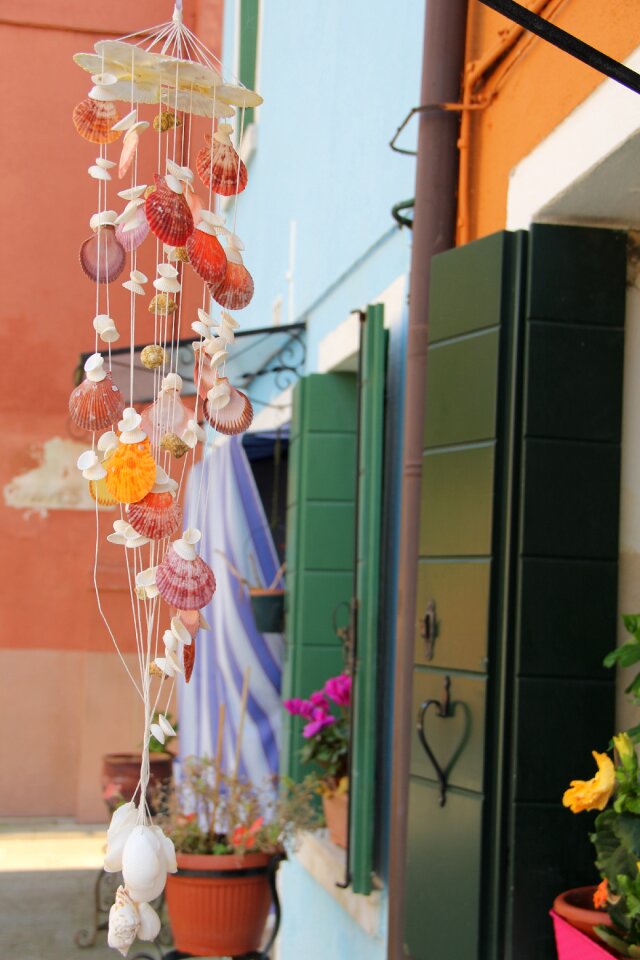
614, 732, 635, 768
563, 752, 615, 813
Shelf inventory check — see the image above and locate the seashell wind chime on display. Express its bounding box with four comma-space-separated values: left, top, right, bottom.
70, 3, 260, 955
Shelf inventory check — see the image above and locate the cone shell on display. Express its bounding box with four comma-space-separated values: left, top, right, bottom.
176, 609, 200, 640
145, 174, 194, 246
183, 637, 196, 683
69, 372, 125, 432
156, 548, 216, 610
185, 230, 227, 285
105, 438, 157, 504
141, 344, 167, 369
203, 382, 253, 436
209, 260, 254, 311
196, 134, 248, 196
73, 98, 120, 144
80, 226, 126, 284
127, 491, 182, 541
116, 213, 149, 252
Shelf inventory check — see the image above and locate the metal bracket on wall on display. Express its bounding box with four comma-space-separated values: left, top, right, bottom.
420, 599, 437, 661
416, 675, 452, 807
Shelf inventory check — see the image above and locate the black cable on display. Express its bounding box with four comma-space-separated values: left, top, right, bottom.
478, 0, 640, 96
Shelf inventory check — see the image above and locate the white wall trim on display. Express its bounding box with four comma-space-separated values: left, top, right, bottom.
507, 44, 640, 230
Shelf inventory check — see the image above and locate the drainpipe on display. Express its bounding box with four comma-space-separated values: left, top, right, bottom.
387, 0, 468, 956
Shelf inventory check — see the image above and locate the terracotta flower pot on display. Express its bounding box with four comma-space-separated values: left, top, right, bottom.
249, 588, 285, 633
101, 752, 173, 815
165, 851, 273, 957
322, 791, 348, 849
551, 909, 618, 959
552, 887, 613, 943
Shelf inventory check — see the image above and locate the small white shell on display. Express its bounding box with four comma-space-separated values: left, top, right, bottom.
83, 461, 107, 481
137, 902, 161, 942
89, 164, 111, 181
163, 629, 178, 654
104, 803, 137, 873
221, 310, 240, 330
158, 714, 176, 738
191, 320, 210, 338
98, 430, 119, 455
153, 656, 176, 678
171, 616, 192, 646
77, 449, 98, 472
118, 185, 147, 200
198, 307, 213, 326
121, 826, 163, 890
124, 120, 149, 138
107, 886, 140, 956
150, 723, 165, 745
96, 157, 117, 170
165, 173, 183, 194
111, 109, 138, 132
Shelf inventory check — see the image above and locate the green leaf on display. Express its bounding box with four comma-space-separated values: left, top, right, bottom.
596, 926, 633, 955
623, 614, 640, 637
627, 724, 640, 744
604, 644, 640, 669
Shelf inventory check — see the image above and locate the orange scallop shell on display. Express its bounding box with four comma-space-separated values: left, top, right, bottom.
72, 98, 121, 144
69, 372, 125, 432
209, 261, 254, 311
145, 174, 194, 246
185, 230, 227, 285
196, 135, 248, 196
104, 439, 157, 505
156, 547, 216, 610
203, 380, 253, 436
127, 491, 182, 540
79, 226, 126, 284
183, 637, 196, 683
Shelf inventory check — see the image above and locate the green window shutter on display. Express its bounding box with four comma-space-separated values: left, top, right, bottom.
238, 0, 259, 127
283, 373, 357, 780
350, 305, 387, 894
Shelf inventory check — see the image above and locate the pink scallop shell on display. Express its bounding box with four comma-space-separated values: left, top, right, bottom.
72, 98, 120, 144
209, 260, 254, 311
69, 371, 125, 432
127, 491, 182, 540
203, 381, 253, 436
196, 135, 248, 196
156, 547, 216, 610
145, 174, 194, 246
79, 226, 126, 284
186, 229, 227, 285
141, 393, 190, 442
115, 211, 150, 252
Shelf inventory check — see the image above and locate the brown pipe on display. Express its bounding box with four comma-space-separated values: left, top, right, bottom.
386, 0, 468, 956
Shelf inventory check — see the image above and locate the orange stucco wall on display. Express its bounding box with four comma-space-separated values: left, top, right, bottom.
463, 0, 640, 242
0, 0, 222, 820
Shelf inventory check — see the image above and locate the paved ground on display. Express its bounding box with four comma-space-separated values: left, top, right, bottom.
0, 818, 121, 960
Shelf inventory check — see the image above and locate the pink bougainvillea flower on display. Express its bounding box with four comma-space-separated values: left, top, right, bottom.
310, 691, 329, 710
303, 708, 336, 739
324, 674, 352, 707
283, 697, 314, 719
232, 816, 264, 849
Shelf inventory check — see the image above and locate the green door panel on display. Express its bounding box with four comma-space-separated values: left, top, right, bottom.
518, 558, 617, 679
424, 328, 500, 448
295, 571, 355, 646
420, 445, 495, 557
520, 440, 620, 560
410, 669, 487, 793
428, 231, 509, 343
304, 434, 358, 501
404, 779, 483, 959
414, 560, 491, 672
301, 502, 355, 570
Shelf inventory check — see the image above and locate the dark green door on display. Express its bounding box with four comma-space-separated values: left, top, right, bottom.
404, 225, 625, 959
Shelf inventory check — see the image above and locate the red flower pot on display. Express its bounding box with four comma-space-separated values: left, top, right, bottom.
165, 851, 273, 957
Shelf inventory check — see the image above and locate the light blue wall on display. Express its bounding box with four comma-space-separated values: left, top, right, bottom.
221, 2, 424, 956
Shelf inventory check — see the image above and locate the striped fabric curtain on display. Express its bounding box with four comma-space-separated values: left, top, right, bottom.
178, 435, 284, 784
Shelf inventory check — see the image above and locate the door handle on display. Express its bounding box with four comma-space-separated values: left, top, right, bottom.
416, 675, 451, 807
420, 599, 437, 661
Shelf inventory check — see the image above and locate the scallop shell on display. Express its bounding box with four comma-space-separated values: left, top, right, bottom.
73, 97, 121, 144
88, 472, 119, 506
141, 344, 167, 369
183, 636, 196, 683
186, 230, 227, 285
127, 491, 182, 540
156, 546, 216, 610
115, 212, 149, 252
141, 394, 190, 441
80, 226, 126, 284
203, 379, 253, 436
196, 134, 248, 196
185, 189, 203, 226
104, 439, 157, 504
145, 174, 194, 246
160, 433, 190, 459
118, 130, 139, 179
209, 260, 254, 311
69, 372, 125, 432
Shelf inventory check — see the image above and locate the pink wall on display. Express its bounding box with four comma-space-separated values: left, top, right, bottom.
0, 0, 223, 820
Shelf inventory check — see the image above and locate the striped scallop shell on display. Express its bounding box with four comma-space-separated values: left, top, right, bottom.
203, 383, 253, 437
145, 175, 194, 246
104, 439, 157, 505
209, 261, 254, 311
72, 98, 121, 144
156, 548, 216, 610
69, 372, 125, 432
80, 227, 126, 284
183, 637, 196, 683
116, 212, 149, 252
127, 491, 182, 541
196, 135, 248, 196
185, 230, 227, 285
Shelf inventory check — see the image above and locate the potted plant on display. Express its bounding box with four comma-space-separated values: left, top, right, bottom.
101, 713, 176, 815
284, 672, 351, 848
555, 614, 640, 958
156, 757, 319, 957
216, 550, 286, 633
